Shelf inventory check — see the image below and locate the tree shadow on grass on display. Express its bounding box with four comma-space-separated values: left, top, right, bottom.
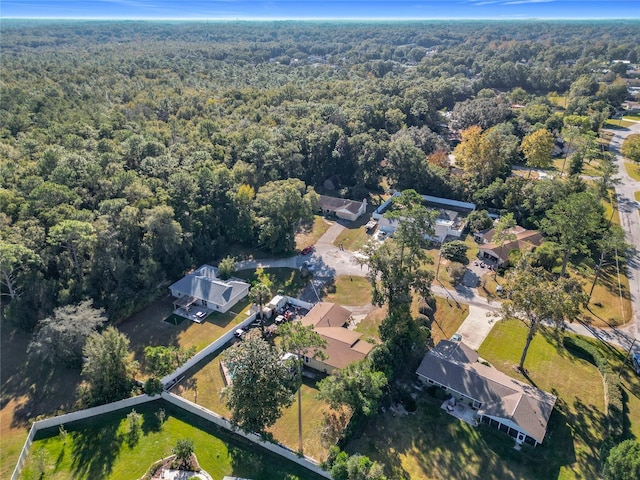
70, 420, 123, 479
141, 406, 164, 436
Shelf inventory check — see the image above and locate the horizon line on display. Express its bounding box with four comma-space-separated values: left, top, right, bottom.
2, 16, 638, 21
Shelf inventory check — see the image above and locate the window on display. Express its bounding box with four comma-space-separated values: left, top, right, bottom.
304, 356, 310, 364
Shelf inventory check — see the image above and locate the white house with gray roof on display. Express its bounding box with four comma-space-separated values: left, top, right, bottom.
169, 265, 250, 314
416, 340, 556, 446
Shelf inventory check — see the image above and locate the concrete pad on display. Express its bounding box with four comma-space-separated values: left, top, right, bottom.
454, 304, 496, 351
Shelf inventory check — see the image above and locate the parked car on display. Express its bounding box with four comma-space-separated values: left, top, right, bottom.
451, 333, 463, 342
632, 353, 640, 375
301, 260, 315, 272
301, 245, 314, 255
234, 328, 246, 339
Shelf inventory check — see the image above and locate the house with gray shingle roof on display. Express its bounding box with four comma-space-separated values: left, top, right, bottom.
318, 195, 367, 222
169, 265, 250, 314
416, 340, 556, 446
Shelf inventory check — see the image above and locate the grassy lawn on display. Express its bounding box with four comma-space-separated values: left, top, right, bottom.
580, 264, 632, 328
174, 347, 333, 461
624, 162, 640, 181
635, 191, 640, 202
296, 215, 332, 250
234, 267, 308, 298
17, 400, 325, 480
119, 296, 253, 363
323, 275, 372, 306
332, 206, 379, 253
426, 296, 469, 345
604, 118, 637, 129
479, 320, 605, 479
1, 324, 83, 479
355, 306, 387, 340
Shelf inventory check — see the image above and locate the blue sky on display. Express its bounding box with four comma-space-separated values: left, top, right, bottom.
1, 0, 638, 20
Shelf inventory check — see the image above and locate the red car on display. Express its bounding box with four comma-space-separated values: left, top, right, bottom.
301, 245, 314, 255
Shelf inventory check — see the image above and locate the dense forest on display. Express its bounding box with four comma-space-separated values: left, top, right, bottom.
1, 20, 639, 327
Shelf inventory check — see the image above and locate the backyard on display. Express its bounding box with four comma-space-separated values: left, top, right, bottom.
17, 400, 326, 480
344, 320, 621, 480
172, 346, 334, 462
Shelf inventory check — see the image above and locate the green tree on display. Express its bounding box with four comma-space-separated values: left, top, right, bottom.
440, 240, 469, 264
621, 134, 640, 163
466, 210, 494, 233
81, 326, 138, 405
48, 219, 96, 284
249, 282, 272, 334
222, 331, 292, 434
172, 438, 194, 469
603, 439, 640, 480
539, 191, 604, 276
0, 242, 41, 301
521, 128, 554, 176
217, 256, 236, 280
494, 259, 587, 371
126, 409, 142, 446
491, 212, 517, 275
317, 359, 387, 418
144, 345, 196, 377
28, 300, 106, 365
278, 321, 327, 454
254, 179, 318, 254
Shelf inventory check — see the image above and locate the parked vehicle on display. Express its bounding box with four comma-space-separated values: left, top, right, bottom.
632, 353, 640, 375
301, 245, 314, 255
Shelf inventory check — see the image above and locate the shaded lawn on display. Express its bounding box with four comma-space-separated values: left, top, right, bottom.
18, 400, 325, 480
624, 162, 640, 181
581, 266, 632, 328
347, 320, 610, 480
295, 215, 332, 250
604, 118, 637, 129
323, 275, 372, 306
426, 296, 469, 345
174, 347, 333, 461
346, 396, 561, 480
479, 320, 606, 480
1, 324, 82, 479
234, 268, 308, 298
355, 305, 387, 340
119, 296, 253, 364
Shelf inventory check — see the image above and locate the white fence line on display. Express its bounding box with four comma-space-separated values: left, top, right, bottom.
287, 297, 315, 310
161, 392, 332, 479
161, 311, 258, 387
11, 394, 158, 480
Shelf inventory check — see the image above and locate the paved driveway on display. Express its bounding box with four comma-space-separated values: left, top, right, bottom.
453, 305, 497, 350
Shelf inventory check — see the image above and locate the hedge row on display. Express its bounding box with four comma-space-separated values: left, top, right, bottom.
563, 337, 624, 439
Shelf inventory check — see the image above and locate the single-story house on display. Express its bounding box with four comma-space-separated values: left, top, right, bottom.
318, 195, 367, 222
416, 340, 556, 446
372, 193, 475, 243
169, 265, 250, 314
478, 226, 543, 265
298, 302, 374, 374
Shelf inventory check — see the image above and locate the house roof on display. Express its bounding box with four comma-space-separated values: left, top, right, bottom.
416, 340, 556, 443
301, 302, 352, 328
300, 302, 373, 370
480, 227, 543, 262
319, 195, 364, 215
169, 265, 249, 308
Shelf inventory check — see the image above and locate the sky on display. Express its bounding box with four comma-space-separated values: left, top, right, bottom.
1, 0, 639, 20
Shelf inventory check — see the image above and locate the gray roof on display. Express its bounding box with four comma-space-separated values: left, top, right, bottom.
416, 341, 556, 443
169, 265, 249, 308
319, 195, 364, 215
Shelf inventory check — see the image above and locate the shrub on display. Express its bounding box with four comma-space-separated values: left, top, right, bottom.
447, 262, 466, 286
144, 377, 164, 396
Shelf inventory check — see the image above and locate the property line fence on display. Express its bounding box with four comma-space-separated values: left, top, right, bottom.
161, 392, 331, 479
160, 311, 258, 387
11, 394, 158, 480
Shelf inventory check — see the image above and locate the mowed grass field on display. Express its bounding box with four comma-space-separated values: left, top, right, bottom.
17, 400, 325, 480
345, 320, 618, 480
